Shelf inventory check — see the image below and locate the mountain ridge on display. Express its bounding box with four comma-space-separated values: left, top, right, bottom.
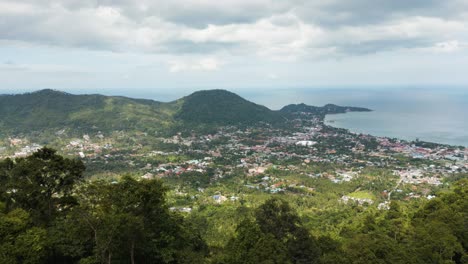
0, 89, 370, 136
175, 89, 285, 125
280, 102, 372, 116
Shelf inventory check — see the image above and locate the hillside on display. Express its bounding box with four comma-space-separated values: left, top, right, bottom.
0, 89, 373, 136
172, 89, 284, 125
280, 103, 371, 116
0, 89, 285, 135
0, 89, 178, 134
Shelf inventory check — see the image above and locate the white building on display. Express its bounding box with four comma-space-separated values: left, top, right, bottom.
295, 141, 317, 147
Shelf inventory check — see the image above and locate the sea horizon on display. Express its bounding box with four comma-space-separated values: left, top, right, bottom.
1, 87, 466, 147
239, 87, 468, 147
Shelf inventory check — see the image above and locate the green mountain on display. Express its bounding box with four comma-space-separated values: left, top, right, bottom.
175, 90, 284, 125
0, 89, 284, 135
280, 103, 371, 116
0, 89, 178, 134
0, 89, 372, 136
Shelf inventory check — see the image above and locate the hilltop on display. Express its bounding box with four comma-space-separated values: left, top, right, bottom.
0, 89, 370, 137
280, 103, 371, 117
175, 90, 284, 125
0, 89, 177, 134
0, 89, 284, 136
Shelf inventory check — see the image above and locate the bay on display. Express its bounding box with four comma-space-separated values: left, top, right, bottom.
67, 86, 468, 147
241, 87, 468, 147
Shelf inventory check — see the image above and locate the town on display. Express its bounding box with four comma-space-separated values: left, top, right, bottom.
2, 113, 466, 211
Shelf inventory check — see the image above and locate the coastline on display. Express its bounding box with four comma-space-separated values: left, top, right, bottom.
324, 112, 468, 148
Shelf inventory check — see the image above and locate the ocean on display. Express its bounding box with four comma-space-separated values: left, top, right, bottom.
239, 87, 468, 147
64, 86, 468, 147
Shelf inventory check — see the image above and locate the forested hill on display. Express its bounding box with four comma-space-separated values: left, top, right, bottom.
0, 89, 286, 135
0, 89, 177, 134
0, 89, 370, 135
175, 90, 285, 125
280, 103, 371, 116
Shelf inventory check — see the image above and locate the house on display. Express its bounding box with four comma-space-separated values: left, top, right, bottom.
212, 195, 227, 204
9, 138, 23, 146
248, 166, 267, 175
142, 173, 154, 180
295, 141, 317, 147
170, 207, 192, 213
341, 195, 374, 205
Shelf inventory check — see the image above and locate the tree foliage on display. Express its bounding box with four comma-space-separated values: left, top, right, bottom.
225, 198, 320, 264
1, 147, 85, 225
0, 149, 467, 263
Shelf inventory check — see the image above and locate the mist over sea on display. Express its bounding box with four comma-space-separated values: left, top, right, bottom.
240, 87, 468, 147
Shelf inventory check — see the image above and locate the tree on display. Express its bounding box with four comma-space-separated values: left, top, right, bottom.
255, 198, 300, 241
226, 198, 320, 264
287, 226, 321, 264
69, 176, 207, 263
224, 218, 263, 264
410, 180, 467, 263
0, 206, 47, 264
255, 198, 320, 264
317, 236, 349, 264
2, 147, 85, 225
250, 234, 291, 264
0, 158, 14, 201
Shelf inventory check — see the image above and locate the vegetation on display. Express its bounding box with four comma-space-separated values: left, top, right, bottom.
280, 103, 371, 118
0, 89, 376, 142
0, 148, 206, 263
0, 89, 290, 138
0, 89, 178, 136
0, 149, 467, 263
175, 90, 284, 125
1, 89, 466, 263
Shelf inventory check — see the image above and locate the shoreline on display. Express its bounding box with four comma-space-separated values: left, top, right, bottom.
324, 112, 468, 148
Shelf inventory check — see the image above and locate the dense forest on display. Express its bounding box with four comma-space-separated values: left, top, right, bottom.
1, 148, 467, 263
0, 89, 374, 138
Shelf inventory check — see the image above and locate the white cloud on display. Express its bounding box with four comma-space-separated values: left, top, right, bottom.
431, 40, 463, 53
311, 16, 467, 55
0, 1, 36, 15
179, 13, 326, 60
0, 61, 92, 75
168, 57, 222, 73
0, 0, 467, 60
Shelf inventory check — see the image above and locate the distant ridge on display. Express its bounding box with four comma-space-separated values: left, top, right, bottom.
0, 89, 370, 135
175, 89, 284, 125
0, 89, 283, 135
0, 89, 174, 134
30, 89, 71, 95
280, 103, 371, 116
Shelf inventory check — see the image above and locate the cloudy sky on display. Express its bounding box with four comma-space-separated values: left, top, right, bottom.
1, 0, 467, 96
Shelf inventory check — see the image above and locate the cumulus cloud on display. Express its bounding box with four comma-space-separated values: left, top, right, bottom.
426, 40, 466, 53
168, 57, 222, 73
327, 16, 466, 54
0, 61, 87, 73
0, 0, 467, 60
180, 13, 324, 59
